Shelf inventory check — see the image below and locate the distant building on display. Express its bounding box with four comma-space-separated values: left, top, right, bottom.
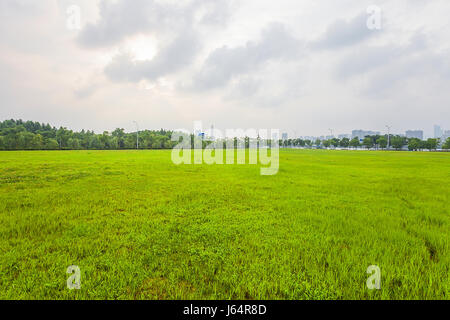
405, 130, 423, 140
434, 125, 443, 138
352, 130, 380, 139
338, 134, 351, 140
282, 133, 288, 141
442, 130, 450, 141
207, 124, 216, 141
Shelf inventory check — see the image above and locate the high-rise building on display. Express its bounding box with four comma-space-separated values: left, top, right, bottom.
442, 130, 450, 141
405, 130, 424, 140
282, 133, 288, 140
208, 124, 215, 141
434, 125, 443, 138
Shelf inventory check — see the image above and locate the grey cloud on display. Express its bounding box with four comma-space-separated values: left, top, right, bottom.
228, 76, 262, 98
226, 79, 302, 108
74, 86, 97, 99
223, 62, 306, 108
336, 46, 404, 79
105, 31, 200, 82
314, 12, 377, 49
336, 33, 428, 79
78, 0, 163, 48
194, 23, 303, 90
78, 0, 231, 48
363, 50, 450, 98
198, 0, 234, 26
334, 32, 450, 98
336, 32, 431, 79
0, 0, 44, 15
80, 0, 231, 83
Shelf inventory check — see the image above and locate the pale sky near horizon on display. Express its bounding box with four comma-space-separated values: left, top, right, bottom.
1, 0, 449, 138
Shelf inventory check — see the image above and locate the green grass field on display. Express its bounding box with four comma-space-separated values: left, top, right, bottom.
0, 149, 448, 300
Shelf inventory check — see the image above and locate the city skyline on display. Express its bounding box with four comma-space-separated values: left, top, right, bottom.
256, 125, 447, 141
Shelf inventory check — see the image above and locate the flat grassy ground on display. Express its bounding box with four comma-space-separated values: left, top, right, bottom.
0, 149, 448, 300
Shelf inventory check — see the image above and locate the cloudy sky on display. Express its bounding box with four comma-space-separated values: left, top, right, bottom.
1, 0, 449, 137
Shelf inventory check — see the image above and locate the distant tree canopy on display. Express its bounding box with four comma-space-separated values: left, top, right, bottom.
362, 137, 374, 149
390, 136, 406, 150
1, 119, 447, 152
306, 135, 443, 151
0, 119, 176, 150
443, 137, 450, 150
339, 138, 350, 148
377, 137, 388, 149
349, 137, 360, 148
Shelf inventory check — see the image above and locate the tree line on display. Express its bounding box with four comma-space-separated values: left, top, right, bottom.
0, 119, 176, 150
281, 135, 450, 151
0, 119, 278, 151
1, 119, 449, 151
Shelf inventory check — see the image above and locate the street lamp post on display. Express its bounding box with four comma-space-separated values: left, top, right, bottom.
328, 128, 334, 138
328, 129, 334, 149
386, 125, 391, 150
133, 121, 139, 150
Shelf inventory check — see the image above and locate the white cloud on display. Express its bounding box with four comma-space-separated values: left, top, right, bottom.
313, 12, 377, 49
192, 23, 304, 91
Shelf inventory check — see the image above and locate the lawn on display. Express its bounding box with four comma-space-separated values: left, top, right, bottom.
0, 149, 448, 299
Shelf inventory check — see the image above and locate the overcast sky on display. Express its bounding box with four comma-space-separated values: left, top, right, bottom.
1, 0, 449, 137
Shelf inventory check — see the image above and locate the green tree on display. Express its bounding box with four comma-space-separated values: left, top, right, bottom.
99, 131, 111, 149
18, 131, 35, 150
331, 138, 340, 148
408, 138, 421, 151
68, 138, 81, 150
425, 138, 438, 151
349, 137, 360, 148
340, 138, 350, 148
362, 137, 374, 149
31, 134, 44, 150
442, 137, 450, 150
89, 136, 102, 149
45, 138, 59, 150
112, 128, 125, 149
56, 127, 71, 149
391, 136, 405, 150
377, 137, 388, 149
315, 139, 321, 147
